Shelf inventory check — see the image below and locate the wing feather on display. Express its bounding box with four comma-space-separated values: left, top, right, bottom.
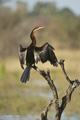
19, 50, 27, 69
34, 43, 58, 66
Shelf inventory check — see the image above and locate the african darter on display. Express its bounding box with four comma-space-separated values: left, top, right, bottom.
19, 27, 58, 83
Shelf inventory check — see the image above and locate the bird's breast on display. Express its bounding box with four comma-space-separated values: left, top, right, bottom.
26, 48, 35, 66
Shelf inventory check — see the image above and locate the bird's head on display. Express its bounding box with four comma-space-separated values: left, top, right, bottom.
33, 26, 44, 33
30, 26, 44, 39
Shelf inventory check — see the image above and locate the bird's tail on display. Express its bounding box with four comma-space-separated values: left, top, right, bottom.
20, 66, 31, 83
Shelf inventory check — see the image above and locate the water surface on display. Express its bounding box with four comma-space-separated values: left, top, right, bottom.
0, 114, 80, 120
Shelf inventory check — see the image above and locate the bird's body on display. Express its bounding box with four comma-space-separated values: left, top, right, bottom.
19, 27, 58, 83
26, 46, 35, 66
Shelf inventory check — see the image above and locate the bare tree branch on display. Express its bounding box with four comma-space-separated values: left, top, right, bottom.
58, 59, 80, 117
41, 100, 54, 120
32, 59, 80, 120
58, 59, 72, 84
32, 65, 59, 120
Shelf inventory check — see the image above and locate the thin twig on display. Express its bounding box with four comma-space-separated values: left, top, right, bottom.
41, 100, 54, 120
58, 59, 72, 84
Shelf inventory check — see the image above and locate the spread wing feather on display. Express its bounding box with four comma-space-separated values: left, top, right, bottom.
19, 49, 27, 69
34, 43, 58, 66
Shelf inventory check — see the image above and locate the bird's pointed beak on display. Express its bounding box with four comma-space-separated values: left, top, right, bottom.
30, 26, 44, 39
37, 26, 44, 30
38, 26, 44, 29
34, 26, 44, 33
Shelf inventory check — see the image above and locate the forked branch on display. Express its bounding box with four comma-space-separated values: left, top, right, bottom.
32, 65, 59, 120
32, 60, 80, 120
59, 59, 80, 115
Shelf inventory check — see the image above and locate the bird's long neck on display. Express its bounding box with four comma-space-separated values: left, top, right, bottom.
30, 26, 44, 46
30, 31, 36, 46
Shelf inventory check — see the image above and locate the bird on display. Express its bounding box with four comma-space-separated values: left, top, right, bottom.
19, 26, 58, 83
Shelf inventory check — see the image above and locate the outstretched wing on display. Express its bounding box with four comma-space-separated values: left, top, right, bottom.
19, 45, 27, 69
34, 43, 58, 67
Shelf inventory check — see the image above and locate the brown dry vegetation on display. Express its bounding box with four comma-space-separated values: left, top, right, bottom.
0, 2, 80, 58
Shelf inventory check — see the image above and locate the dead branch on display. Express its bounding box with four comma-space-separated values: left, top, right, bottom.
32, 65, 59, 120
32, 59, 80, 120
41, 100, 54, 120
58, 59, 72, 84
58, 60, 80, 117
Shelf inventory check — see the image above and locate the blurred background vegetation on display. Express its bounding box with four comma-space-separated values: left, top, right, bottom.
0, 0, 80, 119
0, 0, 80, 57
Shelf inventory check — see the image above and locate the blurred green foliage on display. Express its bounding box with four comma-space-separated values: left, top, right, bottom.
0, 64, 6, 79
0, 1, 80, 58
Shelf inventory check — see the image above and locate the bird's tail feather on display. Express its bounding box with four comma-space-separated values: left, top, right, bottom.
21, 66, 31, 83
